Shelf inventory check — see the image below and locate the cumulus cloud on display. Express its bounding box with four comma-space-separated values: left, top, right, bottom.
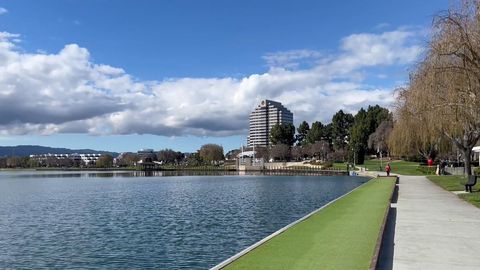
0, 28, 424, 136
0, 7, 7, 15
334, 30, 423, 69
263, 49, 322, 69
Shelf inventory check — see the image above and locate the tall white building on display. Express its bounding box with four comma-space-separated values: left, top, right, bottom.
247, 100, 293, 147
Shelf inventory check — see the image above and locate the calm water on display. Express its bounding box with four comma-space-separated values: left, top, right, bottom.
0, 171, 368, 269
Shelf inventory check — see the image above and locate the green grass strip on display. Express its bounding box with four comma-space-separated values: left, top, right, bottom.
427, 175, 480, 208
362, 160, 434, 175
223, 177, 396, 270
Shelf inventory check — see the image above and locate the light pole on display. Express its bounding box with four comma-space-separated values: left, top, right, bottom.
379, 147, 383, 172
352, 145, 356, 169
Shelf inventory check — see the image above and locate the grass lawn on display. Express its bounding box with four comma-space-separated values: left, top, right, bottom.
333, 162, 348, 170
222, 177, 396, 270
361, 159, 435, 176
458, 193, 480, 208
427, 175, 480, 208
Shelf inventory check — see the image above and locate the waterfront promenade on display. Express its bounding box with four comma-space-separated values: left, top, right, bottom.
217, 177, 395, 269
383, 175, 480, 270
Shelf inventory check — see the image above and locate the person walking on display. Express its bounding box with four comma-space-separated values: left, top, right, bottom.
385, 163, 391, 176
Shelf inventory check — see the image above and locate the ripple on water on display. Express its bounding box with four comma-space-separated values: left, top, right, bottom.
0, 173, 367, 269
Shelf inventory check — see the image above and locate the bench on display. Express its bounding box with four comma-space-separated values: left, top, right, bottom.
465, 175, 477, 193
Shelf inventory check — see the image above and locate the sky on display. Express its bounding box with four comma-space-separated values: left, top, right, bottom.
0, 0, 450, 153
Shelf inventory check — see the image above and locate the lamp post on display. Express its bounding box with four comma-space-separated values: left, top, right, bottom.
351, 145, 356, 169
378, 147, 383, 172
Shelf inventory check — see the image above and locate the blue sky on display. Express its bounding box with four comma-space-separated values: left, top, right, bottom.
0, 0, 449, 153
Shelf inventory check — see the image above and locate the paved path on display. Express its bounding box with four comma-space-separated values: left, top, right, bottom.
392, 175, 480, 269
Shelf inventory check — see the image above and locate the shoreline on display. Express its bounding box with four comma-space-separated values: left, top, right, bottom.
215, 176, 396, 269
211, 177, 373, 270
0, 167, 349, 176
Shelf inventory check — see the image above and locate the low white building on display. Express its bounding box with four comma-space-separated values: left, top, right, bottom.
29, 153, 102, 166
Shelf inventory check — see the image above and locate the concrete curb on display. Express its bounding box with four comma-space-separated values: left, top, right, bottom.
210, 176, 373, 270
369, 175, 398, 269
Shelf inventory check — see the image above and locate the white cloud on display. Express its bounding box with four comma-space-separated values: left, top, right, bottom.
331, 30, 424, 73
263, 49, 322, 69
0, 7, 7, 15
0, 28, 423, 136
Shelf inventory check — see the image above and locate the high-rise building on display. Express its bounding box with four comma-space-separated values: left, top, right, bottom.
247, 100, 293, 147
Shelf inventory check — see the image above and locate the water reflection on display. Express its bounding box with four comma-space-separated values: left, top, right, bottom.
5, 170, 346, 179
0, 172, 368, 269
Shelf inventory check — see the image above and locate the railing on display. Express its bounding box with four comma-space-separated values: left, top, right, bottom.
444, 166, 476, 175
262, 166, 348, 176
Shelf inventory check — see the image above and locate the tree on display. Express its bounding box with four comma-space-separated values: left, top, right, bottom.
270, 144, 291, 161
365, 105, 390, 137
328, 148, 348, 163
349, 108, 369, 164
157, 149, 184, 164
57, 157, 74, 167
368, 119, 393, 155
116, 152, 139, 167
349, 106, 390, 164
296, 121, 310, 146
310, 140, 331, 161
306, 121, 325, 144
291, 146, 303, 161
323, 123, 333, 145
254, 146, 269, 160
198, 144, 224, 163
6, 156, 29, 168
185, 153, 203, 166
331, 110, 354, 150
96, 154, 113, 168
390, 0, 480, 174
270, 123, 296, 146
0, 157, 6, 168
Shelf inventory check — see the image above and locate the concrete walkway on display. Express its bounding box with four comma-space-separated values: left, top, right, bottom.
392, 175, 480, 269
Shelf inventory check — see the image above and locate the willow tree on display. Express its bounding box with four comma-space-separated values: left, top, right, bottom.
390, 0, 480, 175
389, 63, 449, 160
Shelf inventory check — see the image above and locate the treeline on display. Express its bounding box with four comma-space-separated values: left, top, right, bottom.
0, 154, 115, 168
115, 144, 225, 167
234, 105, 392, 164
156, 144, 225, 166
388, 0, 480, 175
0, 144, 226, 169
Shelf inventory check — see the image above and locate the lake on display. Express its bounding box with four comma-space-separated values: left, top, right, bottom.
0, 171, 368, 269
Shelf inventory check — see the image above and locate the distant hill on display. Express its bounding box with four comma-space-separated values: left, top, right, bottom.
0, 145, 119, 157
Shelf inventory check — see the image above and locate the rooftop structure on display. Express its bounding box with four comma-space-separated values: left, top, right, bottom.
247, 100, 293, 147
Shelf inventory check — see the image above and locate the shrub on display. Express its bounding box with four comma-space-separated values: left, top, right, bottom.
417, 165, 436, 175
322, 161, 333, 169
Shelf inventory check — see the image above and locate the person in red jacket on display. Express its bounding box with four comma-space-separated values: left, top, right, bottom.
385, 163, 391, 176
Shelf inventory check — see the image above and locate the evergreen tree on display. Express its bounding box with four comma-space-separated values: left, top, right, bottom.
306, 121, 324, 144
349, 108, 369, 164
295, 121, 310, 146
349, 105, 390, 164
331, 110, 354, 150
270, 123, 296, 146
